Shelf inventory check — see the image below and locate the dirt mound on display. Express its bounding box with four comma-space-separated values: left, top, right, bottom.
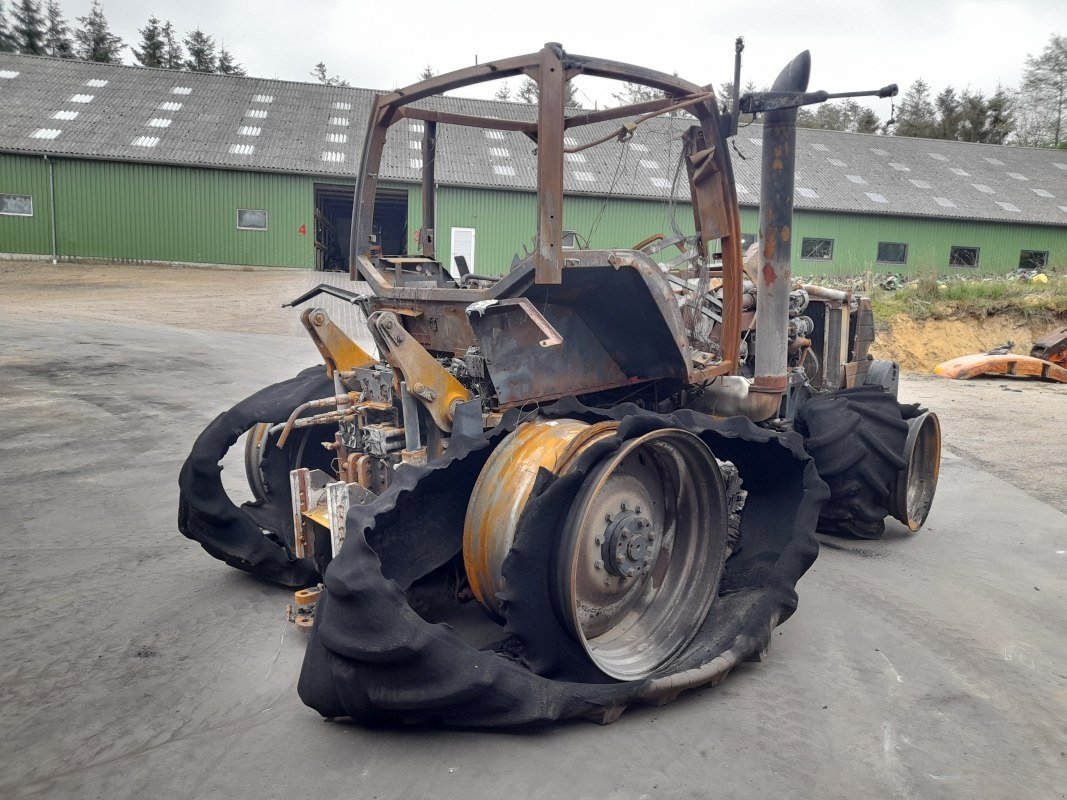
872, 314, 1059, 373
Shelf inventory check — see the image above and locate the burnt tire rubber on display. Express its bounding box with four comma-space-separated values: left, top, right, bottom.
297, 399, 828, 727
177, 366, 334, 587
796, 385, 923, 539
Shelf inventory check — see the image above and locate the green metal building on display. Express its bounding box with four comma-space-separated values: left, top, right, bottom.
2, 53, 1066, 275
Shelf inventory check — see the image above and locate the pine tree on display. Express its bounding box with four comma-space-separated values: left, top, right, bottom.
74, 1, 123, 63
160, 21, 181, 69
493, 81, 511, 101
216, 45, 244, 76
311, 62, 349, 87
43, 0, 72, 58
418, 64, 435, 81
934, 86, 962, 140
183, 28, 216, 73
132, 15, 164, 67
0, 1, 18, 52
514, 77, 582, 109
893, 78, 939, 138
12, 0, 45, 54
985, 84, 1016, 145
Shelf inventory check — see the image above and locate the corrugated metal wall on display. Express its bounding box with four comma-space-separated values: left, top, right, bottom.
0, 154, 53, 256
790, 210, 1067, 275
51, 159, 314, 267
4, 151, 1065, 275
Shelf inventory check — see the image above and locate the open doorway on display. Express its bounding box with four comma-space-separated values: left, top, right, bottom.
313, 185, 409, 271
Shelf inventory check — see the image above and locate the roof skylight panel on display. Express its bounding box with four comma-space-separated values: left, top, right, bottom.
69, 94, 94, 103
796, 187, 819, 198
252, 94, 274, 103
888, 163, 910, 171
490, 148, 511, 158
328, 117, 348, 126
0, 70, 20, 79
409, 158, 422, 169
238, 126, 261, 136
245, 109, 268, 119
326, 133, 347, 143
484, 130, 505, 140
333, 101, 352, 110
811, 143, 829, 152
159, 101, 182, 111
845, 175, 866, 184
650, 177, 672, 189
928, 153, 948, 161
147, 118, 171, 128
564, 152, 586, 162
229, 144, 255, 155
1006, 172, 1028, 181
949, 167, 970, 176
983, 157, 1004, 165
30, 128, 61, 139
171, 86, 192, 95
131, 136, 160, 147
972, 184, 994, 193
493, 165, 517, 176
1032, 188, 1054, 198
996, 201, 1020, 212
639, 159, 660, 169
52, 110, 79, 120
865, 192, 888, 203
571, 171, 595, 183
321, 151, 345, 162
827, 158, 846, 167
86, 79, 108, 88
909, 179, 933, 189
869, 148, 889, 156
932, 196, 956, 207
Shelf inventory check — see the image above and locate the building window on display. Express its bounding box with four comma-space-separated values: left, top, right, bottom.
740, 232, 756, 251
1019, 250, 1048, 270
877, 242, 908, 265
450, 226, 476, 275
949, 246, 979, 268
237, 209, 268, 230
0, 193, 33, 216
800, 237, 834, 260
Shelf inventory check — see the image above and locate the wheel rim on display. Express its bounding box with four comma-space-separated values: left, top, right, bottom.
891, 411, 941, 532
463, 418, 619, 620
555, 428, 728, 680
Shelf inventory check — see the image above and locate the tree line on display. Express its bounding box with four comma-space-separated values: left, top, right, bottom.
792, 34, 1065, 149
0, 0, 244, 75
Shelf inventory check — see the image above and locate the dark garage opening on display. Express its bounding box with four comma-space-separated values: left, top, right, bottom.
313, 185, 408, 271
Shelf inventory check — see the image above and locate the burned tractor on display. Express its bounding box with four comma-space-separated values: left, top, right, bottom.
179, 44, 941, 726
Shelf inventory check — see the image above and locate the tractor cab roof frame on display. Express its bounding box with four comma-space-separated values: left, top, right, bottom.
349, 42, 745, 376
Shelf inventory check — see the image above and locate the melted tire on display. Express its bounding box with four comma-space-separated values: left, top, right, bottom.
177, 367, 334, 587
796, 385, 923, 539
298, 399, 828, 726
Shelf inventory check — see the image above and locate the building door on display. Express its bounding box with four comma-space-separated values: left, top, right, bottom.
312, 184, 409, 271
450, 226, 476, 276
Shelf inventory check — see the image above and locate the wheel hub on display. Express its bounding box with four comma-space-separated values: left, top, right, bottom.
600, 506, 656, 578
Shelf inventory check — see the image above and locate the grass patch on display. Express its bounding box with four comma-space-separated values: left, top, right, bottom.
866, 274, 1067, 324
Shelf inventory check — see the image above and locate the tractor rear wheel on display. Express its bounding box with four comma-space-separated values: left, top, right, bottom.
464, 418, 729, 680
796, 385, 940, 538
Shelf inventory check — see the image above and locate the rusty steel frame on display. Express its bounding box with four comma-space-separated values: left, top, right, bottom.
349, 42, 744, 377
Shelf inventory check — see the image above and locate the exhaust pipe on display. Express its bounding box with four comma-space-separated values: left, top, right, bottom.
692, 52, 810, 423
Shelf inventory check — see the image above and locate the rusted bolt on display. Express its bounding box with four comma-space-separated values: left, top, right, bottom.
382, 319, 394, 330
594, 560, 603, 570
311, 311, 327, 325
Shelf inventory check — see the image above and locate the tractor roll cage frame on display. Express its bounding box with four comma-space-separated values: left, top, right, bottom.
349, 42, 744, 376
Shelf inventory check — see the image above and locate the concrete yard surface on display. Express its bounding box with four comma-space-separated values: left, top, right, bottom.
0, 264, 1065, 800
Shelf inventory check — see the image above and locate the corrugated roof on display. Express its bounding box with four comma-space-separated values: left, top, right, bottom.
2, 52, 1066, 227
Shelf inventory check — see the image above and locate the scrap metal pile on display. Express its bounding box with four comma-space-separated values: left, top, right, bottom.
179, 43, 942, 726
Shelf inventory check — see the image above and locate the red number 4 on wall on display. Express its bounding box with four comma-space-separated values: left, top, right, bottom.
298, 224, 307, 236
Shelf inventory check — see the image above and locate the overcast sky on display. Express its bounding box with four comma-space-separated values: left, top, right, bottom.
62, 0, 1066, 114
